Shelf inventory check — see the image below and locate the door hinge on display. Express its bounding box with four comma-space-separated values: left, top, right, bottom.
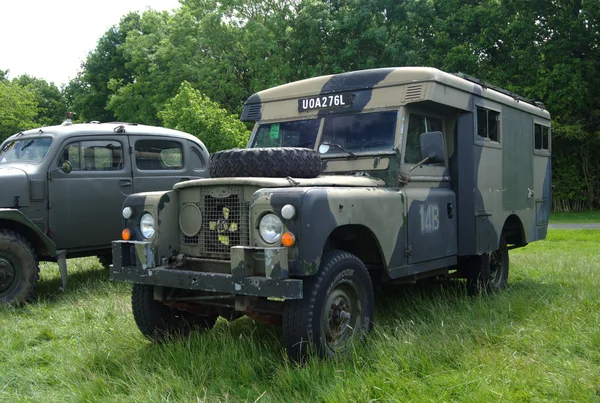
406, 245, 413, 256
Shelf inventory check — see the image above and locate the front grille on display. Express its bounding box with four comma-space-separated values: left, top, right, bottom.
182, 186, 249, 258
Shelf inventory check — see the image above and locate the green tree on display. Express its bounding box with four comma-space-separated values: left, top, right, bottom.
0, 81, 39, 141
13, 75, 66, 126
158, 81, 250, 152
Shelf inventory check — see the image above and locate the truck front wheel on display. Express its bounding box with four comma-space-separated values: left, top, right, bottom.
282, 250, 374, 362
131, 284, 217, 341
0, 230, 39, 305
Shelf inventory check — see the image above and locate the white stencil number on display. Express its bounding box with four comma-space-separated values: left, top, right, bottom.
420, 204, 440, 234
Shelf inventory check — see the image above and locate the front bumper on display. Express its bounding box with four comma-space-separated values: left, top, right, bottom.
110, 241, 303, 299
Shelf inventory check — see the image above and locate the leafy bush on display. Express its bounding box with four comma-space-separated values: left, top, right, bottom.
159, 82, 250, 153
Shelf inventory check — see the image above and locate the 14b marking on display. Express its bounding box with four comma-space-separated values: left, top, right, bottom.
420, 204, 440, 234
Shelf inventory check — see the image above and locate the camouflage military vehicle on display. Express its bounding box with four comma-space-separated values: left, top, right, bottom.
111, 67, 551, 361
0, 120, 209, 305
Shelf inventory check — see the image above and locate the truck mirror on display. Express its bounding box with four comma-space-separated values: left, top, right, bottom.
61, 160, 73, 174
419, 131, 445, 164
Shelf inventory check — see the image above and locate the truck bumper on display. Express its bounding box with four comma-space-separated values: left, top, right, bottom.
110, 241, 303, 299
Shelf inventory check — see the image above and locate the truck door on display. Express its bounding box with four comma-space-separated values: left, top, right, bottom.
402, 112, 457, 264
48, 136, 132, 250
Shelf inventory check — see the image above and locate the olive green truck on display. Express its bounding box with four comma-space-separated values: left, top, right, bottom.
110, 67, 551, 361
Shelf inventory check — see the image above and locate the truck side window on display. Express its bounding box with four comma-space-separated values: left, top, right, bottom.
81, 141, 123, 171
58, 141, 123, 171
405, 114, 443, 163
59, 143, 81, 170
477, 107, 500, 142
135, 140, 183, 170
534, 124, 550, 151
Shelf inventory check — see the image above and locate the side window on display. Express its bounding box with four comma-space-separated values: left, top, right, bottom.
135, 139, 183, 170
477, 107, 500, 142
191, 147, 206, 170
59, 141, 123, 171
534, 124, 550, 152
59, 143, 81, 170
405, 114, 443, 163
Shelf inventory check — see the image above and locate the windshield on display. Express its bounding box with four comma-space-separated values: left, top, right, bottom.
251, 111, 397, 155
0, 137, 52, 164
252, 119, 320, 148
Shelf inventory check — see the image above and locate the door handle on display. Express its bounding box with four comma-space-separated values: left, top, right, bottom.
178, 177, 190, 182
119, 180, 132, 186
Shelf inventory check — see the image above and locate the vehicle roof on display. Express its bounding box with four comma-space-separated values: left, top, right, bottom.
3, 122, 206, 147
244, 66, 550, 118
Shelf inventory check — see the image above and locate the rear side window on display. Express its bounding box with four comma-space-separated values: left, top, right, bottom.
477, 107, 500, 142
59, 141, 123, 171
534, 124, 550, 151
135, 140, 183, 170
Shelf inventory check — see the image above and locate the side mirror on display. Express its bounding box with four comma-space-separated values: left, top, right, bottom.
419, 131, 445, 164
60, 160, 72, 174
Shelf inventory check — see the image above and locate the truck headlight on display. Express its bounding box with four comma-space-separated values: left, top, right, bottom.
140, 213, 155, 239
259, 213, 283, 244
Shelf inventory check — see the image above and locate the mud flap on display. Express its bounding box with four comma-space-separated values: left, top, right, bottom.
56, 249, 68, 291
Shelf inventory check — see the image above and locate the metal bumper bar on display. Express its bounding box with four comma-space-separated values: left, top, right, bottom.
110, 242, 303, 299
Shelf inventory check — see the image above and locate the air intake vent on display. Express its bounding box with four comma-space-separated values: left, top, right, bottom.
405, 84, 424, 102
241, 103, 262, 122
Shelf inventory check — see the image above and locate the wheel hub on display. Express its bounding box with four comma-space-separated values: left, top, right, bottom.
322, 284, 362, 351
0, 257, 16, 294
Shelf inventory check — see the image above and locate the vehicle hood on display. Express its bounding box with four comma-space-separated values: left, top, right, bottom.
0, 167, 30, 208
174, 175, 386, 190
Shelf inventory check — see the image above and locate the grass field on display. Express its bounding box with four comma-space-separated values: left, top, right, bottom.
549, 210, 600, 223
1, 230, 599, 402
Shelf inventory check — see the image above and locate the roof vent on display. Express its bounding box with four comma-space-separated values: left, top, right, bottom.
241, 103, 262, 122
405, 84, 424, 102
114, 125, 126, 133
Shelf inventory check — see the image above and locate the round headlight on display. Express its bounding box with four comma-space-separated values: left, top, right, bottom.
259, 213, 283, 244
122, 207, 133, 219
140, 213, 155, 239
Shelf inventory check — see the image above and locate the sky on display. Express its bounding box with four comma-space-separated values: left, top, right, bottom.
0, 0, 181, 87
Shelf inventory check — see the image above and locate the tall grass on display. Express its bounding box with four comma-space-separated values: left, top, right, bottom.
1, 230, 599, 402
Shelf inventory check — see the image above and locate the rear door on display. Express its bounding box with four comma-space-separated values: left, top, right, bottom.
48, 136, 132, 250
129, 136, 192, 193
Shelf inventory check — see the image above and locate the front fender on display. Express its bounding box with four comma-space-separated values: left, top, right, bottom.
0, 208, 56, 258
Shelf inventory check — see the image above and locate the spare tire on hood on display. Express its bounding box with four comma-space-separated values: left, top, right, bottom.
209, 147, 322, 178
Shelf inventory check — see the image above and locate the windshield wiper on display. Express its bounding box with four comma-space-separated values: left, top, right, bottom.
320, 142, 356, 159
20, 140, 35, 151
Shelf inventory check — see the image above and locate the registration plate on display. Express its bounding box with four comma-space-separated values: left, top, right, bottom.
298, 92, 354, 112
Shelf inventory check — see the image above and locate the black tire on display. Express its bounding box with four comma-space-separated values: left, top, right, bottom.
283, 250, 374, 362
131, 284, 217, 341
0, 230, 39, 305
209, 147, 322, 178
467, 233, 509, 295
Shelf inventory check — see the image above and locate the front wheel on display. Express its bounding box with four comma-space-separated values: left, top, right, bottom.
283, 250, 374, 362
467, 233, 509, 294
0, 230, 39, 305
131, 284, 217, 341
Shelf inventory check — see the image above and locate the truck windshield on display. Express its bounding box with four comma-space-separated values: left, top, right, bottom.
251, 111, 397, 154
252, 119, 320, 148
0, 138, 52, 164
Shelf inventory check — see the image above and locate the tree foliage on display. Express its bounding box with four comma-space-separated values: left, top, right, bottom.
0, 80, 39, 142
66, 0, 600, 210
158, 82, 250, 152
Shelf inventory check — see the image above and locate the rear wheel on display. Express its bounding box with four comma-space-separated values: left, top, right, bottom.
467, 233, 509, 294
131, 284, 217, 341
283, 250, 374, 362
0, 230, 39, 305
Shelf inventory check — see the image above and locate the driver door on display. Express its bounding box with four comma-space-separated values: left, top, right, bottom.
48, 136, 132, 251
